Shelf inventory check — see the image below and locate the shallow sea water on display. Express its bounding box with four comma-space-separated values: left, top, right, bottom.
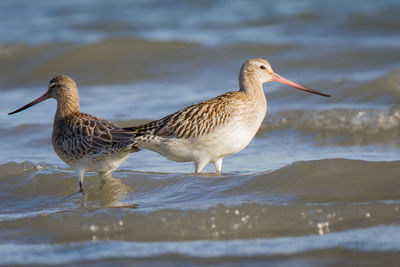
1, 0, 400, 266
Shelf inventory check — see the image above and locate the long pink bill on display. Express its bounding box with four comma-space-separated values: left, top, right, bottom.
8, 92, 50, 115
272, 73, 330, 97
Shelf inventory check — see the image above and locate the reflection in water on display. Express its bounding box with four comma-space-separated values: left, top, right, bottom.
80, 175, 137, 209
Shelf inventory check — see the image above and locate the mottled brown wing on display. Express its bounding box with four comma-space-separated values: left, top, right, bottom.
124, 91, 241, 139
54, 113, 137, 158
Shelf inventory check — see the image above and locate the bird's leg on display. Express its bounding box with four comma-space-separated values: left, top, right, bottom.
194, 160, 209, 173
75, 170, 88, 208
213, 158, 223, 173
76, 169, 85, 193
79, 181, 83, 192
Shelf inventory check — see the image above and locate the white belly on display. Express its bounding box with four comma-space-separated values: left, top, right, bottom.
139, 113, 265, 163
62, 151, 130, 174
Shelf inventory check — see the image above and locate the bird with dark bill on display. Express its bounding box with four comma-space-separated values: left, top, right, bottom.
9, 75, 138, 192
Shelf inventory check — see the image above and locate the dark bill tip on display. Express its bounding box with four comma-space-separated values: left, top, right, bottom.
8, 92, 50, 115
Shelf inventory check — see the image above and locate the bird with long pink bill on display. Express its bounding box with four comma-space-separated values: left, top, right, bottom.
8, 75, 138, 192
124, 58, 330, 173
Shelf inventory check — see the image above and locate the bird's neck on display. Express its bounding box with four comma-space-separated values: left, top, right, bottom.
239, 74, 265, 100
54, 94, 80, 121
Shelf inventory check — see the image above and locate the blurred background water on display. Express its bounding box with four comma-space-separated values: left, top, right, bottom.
0, 0, 400, 266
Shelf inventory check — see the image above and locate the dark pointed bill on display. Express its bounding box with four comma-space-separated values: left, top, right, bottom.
8, 92, 50, 115
272, 73, 330, 97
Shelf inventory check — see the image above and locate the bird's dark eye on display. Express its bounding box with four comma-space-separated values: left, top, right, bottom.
260, 65, 266, 70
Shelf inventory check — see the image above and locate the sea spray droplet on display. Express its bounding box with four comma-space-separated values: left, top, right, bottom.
90, 225, 99, 232
317, 222, 330, 235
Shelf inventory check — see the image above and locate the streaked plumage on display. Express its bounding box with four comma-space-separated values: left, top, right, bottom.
9, 75, 138, 191
124, 58, 329, 173
129, 91, 242, 139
